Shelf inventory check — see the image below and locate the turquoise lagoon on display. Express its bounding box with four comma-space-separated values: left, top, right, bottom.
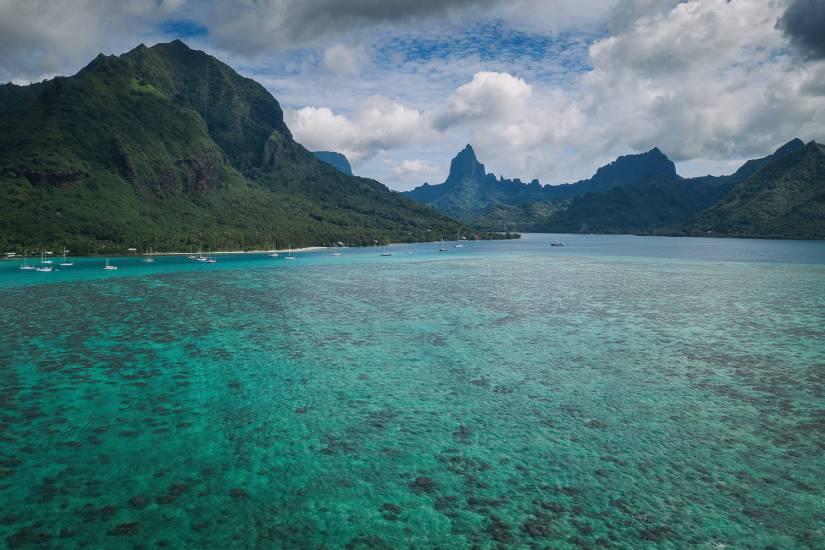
1, 234, 823, 548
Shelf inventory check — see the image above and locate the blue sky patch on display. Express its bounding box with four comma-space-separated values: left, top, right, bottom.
158, 19, 208, 39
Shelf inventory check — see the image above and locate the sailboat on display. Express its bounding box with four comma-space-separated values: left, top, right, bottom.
206, 248, 217, 263
285, 244, 296, 260
330, 240, 342, 256
269, 240, 279, 258
195, 247, 208, 262
142, 247, 155, 263
455, 231, 464, 247
41, 250, 53, 264
19, 249, 35, 270
377, 238, 391, 256
59, 248, 73, 267
103, 258, 118, 270
34, 251, 53, 272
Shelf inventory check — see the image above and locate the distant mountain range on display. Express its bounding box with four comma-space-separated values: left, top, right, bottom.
313, 151, 352, 175
404, 139, 825, 239
0, 40, 468, 253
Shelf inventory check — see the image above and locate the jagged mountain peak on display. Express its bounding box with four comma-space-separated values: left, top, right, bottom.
447, 144, 486, 183
586, 147, 678, 192
596, 147, 675, 174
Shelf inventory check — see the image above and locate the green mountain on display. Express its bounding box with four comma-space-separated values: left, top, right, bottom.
539, 177, 730, 234
312, 151, 352, 175
0, 40, 468, 253
723, 138, 806, 183
403, 139, 823, 239
403, 145, 545, 222
687, 141, 825, 239
403, 144, 678, 225
540, 139, 815, 236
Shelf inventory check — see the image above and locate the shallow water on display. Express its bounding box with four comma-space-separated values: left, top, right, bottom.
1, 235, 824, 548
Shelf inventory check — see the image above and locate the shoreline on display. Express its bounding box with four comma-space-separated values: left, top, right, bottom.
149, 246, 327, 256
2, 237, 521, 259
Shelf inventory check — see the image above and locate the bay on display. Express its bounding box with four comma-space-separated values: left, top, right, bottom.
1, 234, 824, 548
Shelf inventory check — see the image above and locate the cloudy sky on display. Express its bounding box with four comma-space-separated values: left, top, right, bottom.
2, 0, 824, 190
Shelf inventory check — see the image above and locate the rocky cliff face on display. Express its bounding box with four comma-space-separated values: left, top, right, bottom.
445, 145, 487, 185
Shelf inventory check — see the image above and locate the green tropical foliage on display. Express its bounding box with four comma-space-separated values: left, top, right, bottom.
0, 40, 500, 254
688, 142, 825, 239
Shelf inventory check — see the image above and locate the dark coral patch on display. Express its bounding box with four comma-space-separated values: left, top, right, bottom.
80, 504, 117, 523
484, 515, 511, 543
109, 522, 139, 536
538, 501, 566, 513
452, 425, 472, 441
381, 503, 402, 521
6, 526, 52, 547
409, 476, 437, 494
156, 483, 188, 504
128, 495, 149, 509
639, 526, 672, 542
521, 517, 552, 538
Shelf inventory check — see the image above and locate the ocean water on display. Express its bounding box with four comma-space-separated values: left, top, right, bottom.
1, 235, 824, 549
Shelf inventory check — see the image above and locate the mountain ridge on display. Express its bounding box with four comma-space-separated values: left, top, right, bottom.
686, 141, 825, 239
540, 138, 813, 235
404, 144, 682, 223
0, 41, 472, 253
403, 139, 824, 239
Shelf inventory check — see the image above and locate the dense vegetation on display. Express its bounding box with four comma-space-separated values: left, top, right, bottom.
0, 40, 493, 254
404, 139, 824, 239
539, 177, 732, 234
472, 201, 569, 233
687, 142, 825, 239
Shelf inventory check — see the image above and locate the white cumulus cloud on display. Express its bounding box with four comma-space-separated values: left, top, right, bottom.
286, 96, 434, 163
434, 71, 532, 130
